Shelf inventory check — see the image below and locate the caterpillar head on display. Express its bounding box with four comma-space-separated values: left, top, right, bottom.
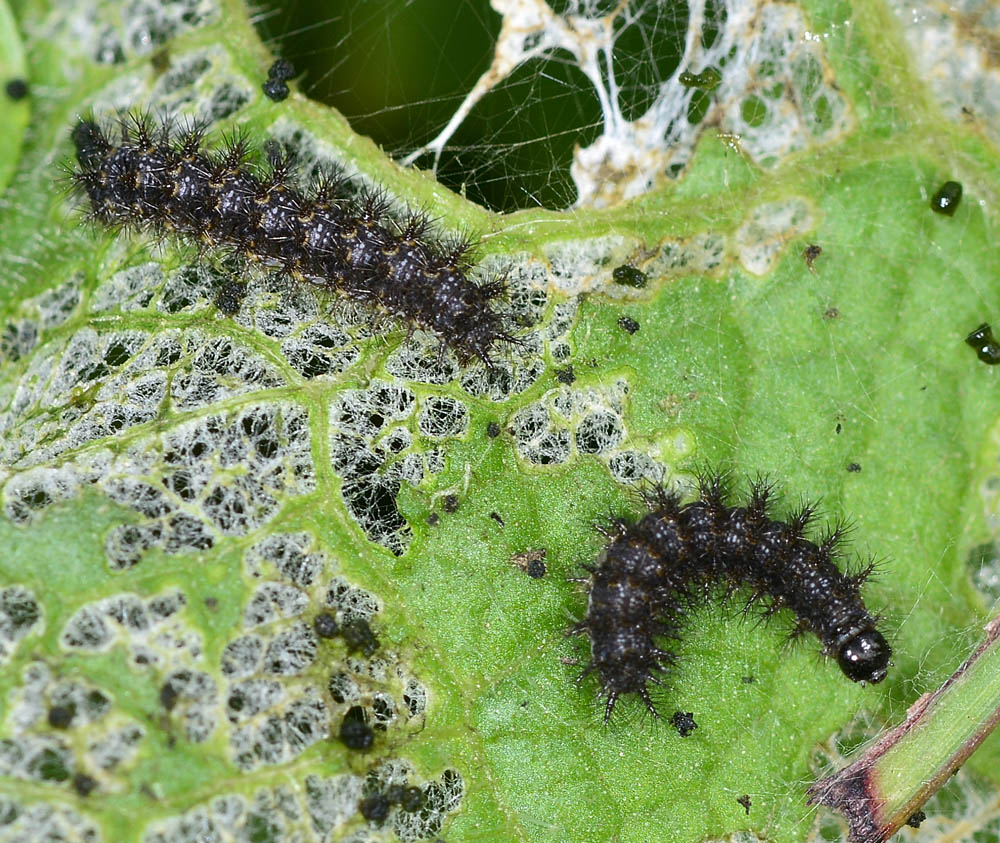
836, 628, 891, 684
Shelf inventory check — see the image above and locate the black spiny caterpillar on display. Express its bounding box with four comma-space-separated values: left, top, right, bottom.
69, 113, 519, 366
572, 476, 891, 722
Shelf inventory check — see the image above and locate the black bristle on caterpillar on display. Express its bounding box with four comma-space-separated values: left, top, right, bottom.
571, 474, 891, 723
69, 112, 520, 366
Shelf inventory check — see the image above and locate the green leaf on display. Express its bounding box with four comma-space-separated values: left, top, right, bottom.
1, 0, 999, 841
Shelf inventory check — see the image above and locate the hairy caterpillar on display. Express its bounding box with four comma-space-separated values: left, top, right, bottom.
70, 113, 519, 366
573, 476, 891, 722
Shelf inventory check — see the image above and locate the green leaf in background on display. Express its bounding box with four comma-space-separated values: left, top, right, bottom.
1, 0, 999, 841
